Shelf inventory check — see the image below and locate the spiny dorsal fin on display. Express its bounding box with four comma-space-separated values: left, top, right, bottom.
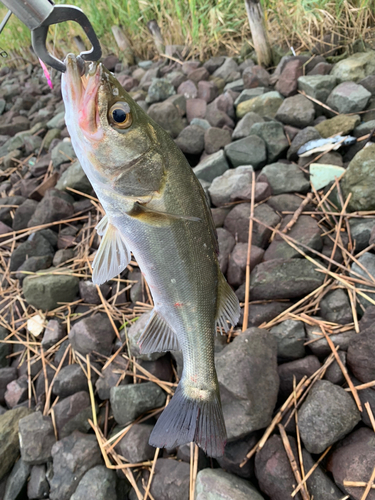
138, 309, 180, 353
215, 271, 240, 333
92, 219, 131, 285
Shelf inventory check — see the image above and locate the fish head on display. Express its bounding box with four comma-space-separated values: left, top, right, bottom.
61, 54, 165, 200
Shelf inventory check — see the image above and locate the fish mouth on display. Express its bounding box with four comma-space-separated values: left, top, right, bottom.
63, 54, 103, 139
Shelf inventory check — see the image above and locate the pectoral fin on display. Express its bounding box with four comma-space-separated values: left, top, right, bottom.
215, 271, 240, 333
129, 202, 201, 225
92, 220, 131, 285
138, 309, 180, 353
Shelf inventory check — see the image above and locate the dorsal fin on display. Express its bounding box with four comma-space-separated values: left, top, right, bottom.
92, 219, 131, 285
138, 309, 180, 353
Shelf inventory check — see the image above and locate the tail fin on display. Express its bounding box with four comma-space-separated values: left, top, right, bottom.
149, 382, 227, 457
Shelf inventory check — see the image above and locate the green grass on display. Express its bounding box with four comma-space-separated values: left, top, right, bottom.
0, 0, 374, 63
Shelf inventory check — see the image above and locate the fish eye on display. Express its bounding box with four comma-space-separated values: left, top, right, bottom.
108, 102, 132, 129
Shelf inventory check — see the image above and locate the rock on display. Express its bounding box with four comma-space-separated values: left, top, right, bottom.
308, 61, 333, 76
261, 162, 310, 194
341, 144, 375, 211
166, 94, 186, 116
0, 368, 17, 405
42, 320, 65, 350
196, 468, 265, 500
328, 427, 375, 500
3, 459, 31, 500
79, 280, 110, 305
110, 382, 166, 426
146, 78, 176, 103
270, 319, 306, 360
55, 160, 92, 194
204, 56, 226, 74
216, 328, 279, 440
327, 81, 371, 114
96, 361, 127, 400
350, 218, 375, 253
208, 166, 254, 207
193, 150, 229, 183
147, 101, 185, 138
115, 423, 155, 463
305, 321, 355, 357
188, 67, 210, 85
255, 435, 343, 500
0, 407, 31, 480
23, 269, 79, 310
213, 57, 239, 81
240, 301, 291, 327
297, 75, 337, 102
127, 311, 164, 361
212, 207, 231, 227
204, 127, 232, 154
15, 255, 52, 282
287, 126, 321, 160
51, 141, 76, 169
191, 117, 211, 129
314, 113, 361, 138
53, 391, 92, 438
324, 350, 347, 385
69, 314, 115, 357
354, 119, 375, 137
347, 323, 375, 383
175, 125, 205, 155
275, 94, 315, 128
234, 88, 268, 106
186, 98, 207, 123
276, 59, 304, 97
0, 326, 10, 368
224, 136, 266, 169
331, 51, 375, 83
319, 289, 353, 324
264, 214, 322, 261
243, 65, 270, 89
230, 181, 271, 204
12, 199, 39, 231
182, 60, 201, 75
227, 244, 264, 287
278, 355, 321, 398
236, 91, 283, 119
177, 80, 197, 99
298, 379, 360, 453
53, 363, 97, 399
198, 80, 219, 103
232, 112, 264, 140
205, 100, 234, 128
309, 163, 346, 191
349, 252, 375, 310
4, 375, 29, 408
53, 248, 75, 267
27, 464, 49, 500
19, 411, 55, 464
28, 189, 74, 227
49, 431, 102, 500
249, 121, 289, 163
70, 465, 117, 500
224, 203, 280, 247
10, 232, 53, 272
217, 228, 235, 274
216, 433, 258, 479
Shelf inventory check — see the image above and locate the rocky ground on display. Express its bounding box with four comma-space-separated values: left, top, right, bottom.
0, 47, 375, 500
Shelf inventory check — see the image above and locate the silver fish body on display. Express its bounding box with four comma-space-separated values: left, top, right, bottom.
61, 55, 239, 457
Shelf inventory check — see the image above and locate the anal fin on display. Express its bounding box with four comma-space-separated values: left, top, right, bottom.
92, 218, 131, 285
138, 310, 180, 353
215, 271, 240, 333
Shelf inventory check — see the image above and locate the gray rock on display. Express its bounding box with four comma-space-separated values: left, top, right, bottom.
342, 144, 375, 212
27, 464, 49, 500
127, 311, 164, 361
236, 91, 283, 119
96, 361, 128, 400
349, 252, 375, 309
55, 160, 92, 194
204, 56, 226, 74
23, 269, 79, 311
216, 328, 279, 440
4, 375, 29, 408
261, 162, 310, 194
110, 382, 166, 426
270, 319, 306, 360
115, 423, 155, 463
264, 214, 322, 261
347, 324, 375, 384
305, 320, 356, 357
234, 88, 269, 106
53, 364, 98, 399
193, 150, 229, 183
327, 81, 371, 114
53, 248, 75, 267
249, 121, 289, 162
12, 199, 39, 231
208, 166, 253, 207
213, 57, 239, 81
70, 465, 117, 500
51, 141, 76, 169
324, 350, 347, 385
227, 243, 264, 287
232, 112, 264, 140
19, 411, 55, 464
49, 431, 102, 500
224, 136, 266, 169
297, 75, 337, 102
3, 459, 30, 500
15, 255, 52, 282
69, 314, 115, 356
204, 127, 232, 154
41, 320, 65, 350
79, 280, 110, 305
191, 117, 211, 129
275, 94, 315, 128
352, 376, 375, 429
319, 288, 353, 324
10, 232, 53, 272
0, 368, 18, 405
267, 193, 312, 213
0, 407, 32, 480
331, 51, 375, 83
28, 189, 74, 227
175, 125, 205, 155
217, 228, 235, 274
299, 379, 360, 453
53, 391, 92, 438
353, 119, 375, 137
146, 78, 176, 104
0, 326, 10, 368
196, 468, 265, 500
287, 126, 321, 160
278, 355, 321, 398
240, 301, 291, 327
148, 101, 185, 138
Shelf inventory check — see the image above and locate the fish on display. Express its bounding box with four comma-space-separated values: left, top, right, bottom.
61, 54, 240, 457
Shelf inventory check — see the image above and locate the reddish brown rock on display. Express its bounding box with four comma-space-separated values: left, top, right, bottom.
276, 59, 304, 97
186, 98, 207, 123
